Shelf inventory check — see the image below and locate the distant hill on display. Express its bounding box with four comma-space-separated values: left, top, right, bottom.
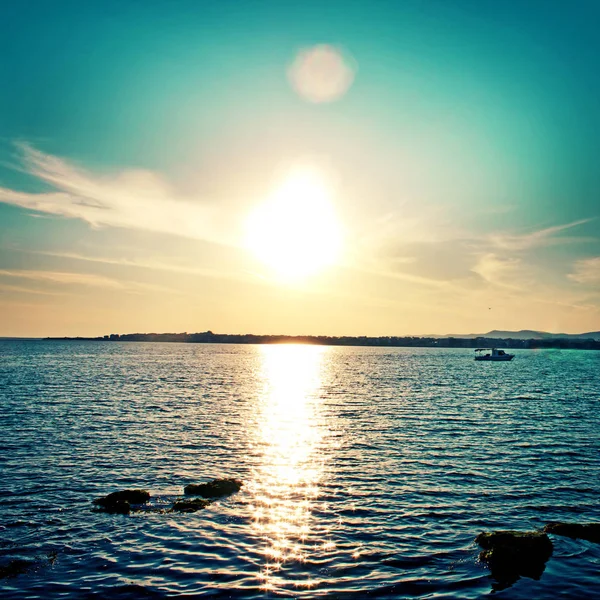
436, 330, 600, 340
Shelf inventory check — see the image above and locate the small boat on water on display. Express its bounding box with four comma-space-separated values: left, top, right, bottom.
474, 348, 514, 361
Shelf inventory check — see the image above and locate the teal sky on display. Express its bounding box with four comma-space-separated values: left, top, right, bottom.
1, 0, 599, 336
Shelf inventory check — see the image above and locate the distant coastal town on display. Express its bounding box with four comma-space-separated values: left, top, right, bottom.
47, 330, 600, 350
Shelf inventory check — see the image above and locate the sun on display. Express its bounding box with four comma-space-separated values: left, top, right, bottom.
245, 168, 342, 281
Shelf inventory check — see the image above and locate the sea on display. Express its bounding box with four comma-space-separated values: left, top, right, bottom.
1, 340, 599, 599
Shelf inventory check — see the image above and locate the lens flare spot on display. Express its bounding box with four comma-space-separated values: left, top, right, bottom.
288, 45, 356, 103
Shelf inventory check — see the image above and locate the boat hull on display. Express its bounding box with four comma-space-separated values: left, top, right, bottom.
474, 355, 514, 361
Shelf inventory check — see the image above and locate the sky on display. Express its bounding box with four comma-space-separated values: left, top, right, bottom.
1, 0, 599, 337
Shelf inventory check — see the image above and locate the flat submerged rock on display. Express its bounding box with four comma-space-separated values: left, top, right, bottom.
171, 498, 212, 513
183, 478, 243, 498
544, 522, 600, 544
0, 552, 57, 579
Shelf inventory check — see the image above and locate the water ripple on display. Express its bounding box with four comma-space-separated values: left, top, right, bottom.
1, 341, 599, 598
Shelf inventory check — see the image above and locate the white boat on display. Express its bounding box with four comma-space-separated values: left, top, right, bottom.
474, 348, 514, 361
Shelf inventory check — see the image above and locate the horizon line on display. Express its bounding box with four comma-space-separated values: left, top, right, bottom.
2, 328, 600, 341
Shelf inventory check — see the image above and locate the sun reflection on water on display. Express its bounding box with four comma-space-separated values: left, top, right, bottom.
248, 344, 329, 590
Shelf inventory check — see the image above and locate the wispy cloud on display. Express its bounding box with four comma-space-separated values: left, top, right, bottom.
471, 253, 523, 288
28, 250, 251, 282
0, 143, 229, 244
469, 253, 599, 313
360, 265, 449, 288
488, 219, 592, 251
0, 269, 177, 294
568, 257, 600, 284
0, 269, 122, 287
0, 283, 64, 296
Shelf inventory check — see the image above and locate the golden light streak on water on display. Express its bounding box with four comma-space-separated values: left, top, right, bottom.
248, 344, 330, 589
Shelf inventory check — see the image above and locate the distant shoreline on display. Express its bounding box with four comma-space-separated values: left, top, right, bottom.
43, 331, 600, 350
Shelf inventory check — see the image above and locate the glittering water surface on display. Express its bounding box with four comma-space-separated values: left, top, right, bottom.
1, 341, 599, 599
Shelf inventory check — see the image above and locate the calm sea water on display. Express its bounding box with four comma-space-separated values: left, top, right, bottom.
1, 341, 599, 599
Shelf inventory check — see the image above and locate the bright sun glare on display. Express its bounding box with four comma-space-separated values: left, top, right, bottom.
245, 169, 342, 281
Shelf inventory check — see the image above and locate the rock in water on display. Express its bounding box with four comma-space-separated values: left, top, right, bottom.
0, 559, 34, 579
184, 478, 243, 498
0, 553, 59, 579
93, 489, 150, 514
476, 530, 553, 590
171, 498, 212, 513
544, 522, 600, 544
103, 500, 131, 514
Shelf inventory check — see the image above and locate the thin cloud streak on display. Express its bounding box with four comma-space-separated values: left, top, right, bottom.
488, 219, 592, 250
30, 250, 252, 282
0, 283, 65, 296
28, 248, 332, 297
0, 269, 177, 294
0, 269, 123, 288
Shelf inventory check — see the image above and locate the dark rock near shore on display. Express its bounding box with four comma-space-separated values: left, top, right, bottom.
91, 483, 240, 515
544, 522, 600, 544
171, 498, 212, 513
476, 530, 553, 590
184, 478, 243, 498
0, 559, 35, 579
93, 489, 150, 514
0, 552, 58, 579
95, 489, 150, 505
103, 500, 131, 514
